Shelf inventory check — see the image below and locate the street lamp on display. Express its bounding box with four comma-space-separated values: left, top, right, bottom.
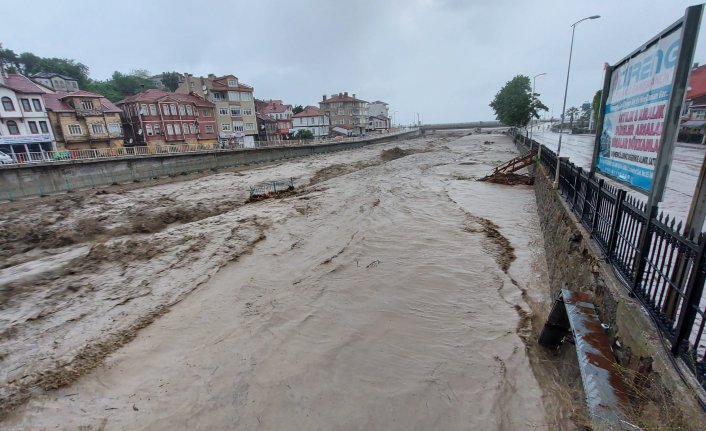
531, 72, 547, 161
554, 14, 600, 189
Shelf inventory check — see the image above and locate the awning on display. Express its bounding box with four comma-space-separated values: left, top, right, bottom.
682, 120, 706, 128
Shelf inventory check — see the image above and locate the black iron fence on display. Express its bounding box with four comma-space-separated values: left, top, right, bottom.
511, 129, 706, 390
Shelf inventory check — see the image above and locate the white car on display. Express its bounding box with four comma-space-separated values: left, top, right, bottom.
0, 151, 14, 164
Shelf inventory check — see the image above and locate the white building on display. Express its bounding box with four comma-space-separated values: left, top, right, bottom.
368, 100, 389, 118
291, 106, 329, 137
0, 72, 56, 160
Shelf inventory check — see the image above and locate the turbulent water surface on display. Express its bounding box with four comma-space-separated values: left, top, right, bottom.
3, 132, 552, 430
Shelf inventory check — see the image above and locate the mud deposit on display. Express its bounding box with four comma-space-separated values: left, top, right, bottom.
2, 132, 557, 430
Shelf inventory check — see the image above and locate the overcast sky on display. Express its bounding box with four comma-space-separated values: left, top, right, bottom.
1, 0, 704, 124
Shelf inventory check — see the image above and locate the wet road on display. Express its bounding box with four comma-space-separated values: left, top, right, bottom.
4, 133, 551, 430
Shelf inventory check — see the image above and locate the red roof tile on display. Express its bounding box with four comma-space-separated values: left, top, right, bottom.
687, 65, 706, 100
320, 94, 367, 104
117, 89, 214, 107
59, 89, 103, 98
292, 106, 325, 118
259, 100, 292, 114
1, 74, 44, 94
43, 92, 123, 113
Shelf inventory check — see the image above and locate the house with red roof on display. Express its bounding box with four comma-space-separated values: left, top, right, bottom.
291, 106, 329, 137
116, 89, 217, 147
319, 92, 368, 136
681, 64, 706, 143
257, 99, 293, 138
42, 90, 124, 150
0, 71, 56, 160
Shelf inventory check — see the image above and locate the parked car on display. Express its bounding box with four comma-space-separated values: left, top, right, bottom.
0, 150, 14, 164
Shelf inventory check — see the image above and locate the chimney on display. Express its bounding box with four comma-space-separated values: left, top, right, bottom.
344, 92, 348, 97
323, 94, 327, 101
185, 73, 191, 93
208, 73, 215, 79
352, 93, 356, 99
695, 62, 700, 69
140, 84, 145, 92
339, 92, 343, 98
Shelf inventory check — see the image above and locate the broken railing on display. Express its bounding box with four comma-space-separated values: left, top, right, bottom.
248, 178, 295, 199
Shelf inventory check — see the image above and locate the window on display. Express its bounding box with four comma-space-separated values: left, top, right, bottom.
240, 92, 251, 101
178, 105, 185, 116
219, 107, 229, 116
139, 104, 147, 115
154, 124, 161, 135
233, 121, 243, 131
91, 123, 105, 134
166, 124, 174, 135
205, 124, 214, 133
230, 106, 241, 116
149, 104, 157, 115
228, 79, 237, 87
28, 121, 39, 134
162, 104, 170, 115
245, 122, 255, 130
338, 109, 344, 115
221, 123, 232, 131
70, 81, 78, 89
190, 123, 196, 134
174, 123, 181, 134
170, 104, 177, 115
39, 121, 49, 133
68, 124, 82, 135
83, 99, 96, 110
183, 122, 189, 133
7, 120, 19, 135
212, 92, 222, 101
185, 105, 193, 116
146, 124, 154, 136
242, 108, 252, 115
32, 99, 42, 111
201, 108, 212, 117
21, 99, 32, 111
228, 91, 239, 102
108, 123, 122, 134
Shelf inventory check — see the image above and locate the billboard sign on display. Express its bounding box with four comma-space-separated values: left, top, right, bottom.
593, 5, 702, 196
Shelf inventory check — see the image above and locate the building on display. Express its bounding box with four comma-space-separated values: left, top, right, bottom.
29, 72, 80, 93
256, 113, 277, 142
177, 74, 258, 147
368, 100, 389, 118
42, 90, 123, 150
0, 72, 56, 160
116, 89, 217, 147
681, 63, 706, 143
319, 92, 368, 136
291, 106, 329, 137
367, 115, 390, 132
257, 99, 293, 138
150, 73, 184, 91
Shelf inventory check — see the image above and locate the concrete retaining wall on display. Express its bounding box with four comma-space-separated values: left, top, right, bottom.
0, 131, 417, 200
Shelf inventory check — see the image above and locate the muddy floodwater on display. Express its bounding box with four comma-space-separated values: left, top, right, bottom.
1, 132, 556, 430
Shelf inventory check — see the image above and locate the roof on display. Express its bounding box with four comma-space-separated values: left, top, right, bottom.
687, 65, 706, 100
30, 72, 78, 81
117, 89, 214, 107
320, 93, 368, 104
370, 100, 388, 105
1, 74, 45, 94
259, 99, 292, 114
59, 89, 102, 98
292, 106, 325, 118
43, 92, 122, 113
369, 115, 389, 121
256, 113, 276, 123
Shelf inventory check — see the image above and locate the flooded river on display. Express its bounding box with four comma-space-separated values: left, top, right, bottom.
3, 132, 553, 430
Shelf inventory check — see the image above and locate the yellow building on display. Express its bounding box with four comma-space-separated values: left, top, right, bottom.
42, 90, 124, 150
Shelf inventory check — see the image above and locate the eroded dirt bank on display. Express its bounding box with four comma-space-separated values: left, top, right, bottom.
2, 132, 556, 429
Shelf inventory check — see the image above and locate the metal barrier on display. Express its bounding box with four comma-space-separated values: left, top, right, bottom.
1, 129, 414, 167
512, 129, 706, 390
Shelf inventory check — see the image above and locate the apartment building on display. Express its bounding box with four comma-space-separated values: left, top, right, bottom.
291, 106, 329, 137
681, 64, 706, 143
257, 99, 293, 138
117, 89, 217, 146
256, 113, 277, 142
177, 74, 257, 147
0, 72, 56, 159
319, 92, 368, 136
42, 90, 123, 150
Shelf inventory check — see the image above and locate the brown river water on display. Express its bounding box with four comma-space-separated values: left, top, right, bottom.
2, 132, 555, 430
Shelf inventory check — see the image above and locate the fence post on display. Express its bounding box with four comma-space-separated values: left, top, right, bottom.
572, 167, 582, 211
607, 189, 627, 259
632, 205, 659, 294
590, 179, 604, 234
671, 233, 706, 354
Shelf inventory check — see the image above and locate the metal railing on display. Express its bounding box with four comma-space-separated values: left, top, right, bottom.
512, 129, 706, 390
0, 129, 415, 167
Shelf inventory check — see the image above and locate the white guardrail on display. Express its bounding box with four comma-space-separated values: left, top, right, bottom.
0, 129, 416, 167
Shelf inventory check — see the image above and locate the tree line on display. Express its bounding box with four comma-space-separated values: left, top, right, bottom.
0, 43, 182, 102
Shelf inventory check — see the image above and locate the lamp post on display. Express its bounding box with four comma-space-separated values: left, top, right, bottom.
531, 72, 547, 160
554, 15, 600, 189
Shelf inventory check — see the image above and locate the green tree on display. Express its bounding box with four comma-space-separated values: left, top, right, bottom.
566, 107, 580, 129
592, 90, 602, 125
293, 105, 304, 115
160, 71, 181, 92
489, 75, 547, 127
295, 129, 314, 139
